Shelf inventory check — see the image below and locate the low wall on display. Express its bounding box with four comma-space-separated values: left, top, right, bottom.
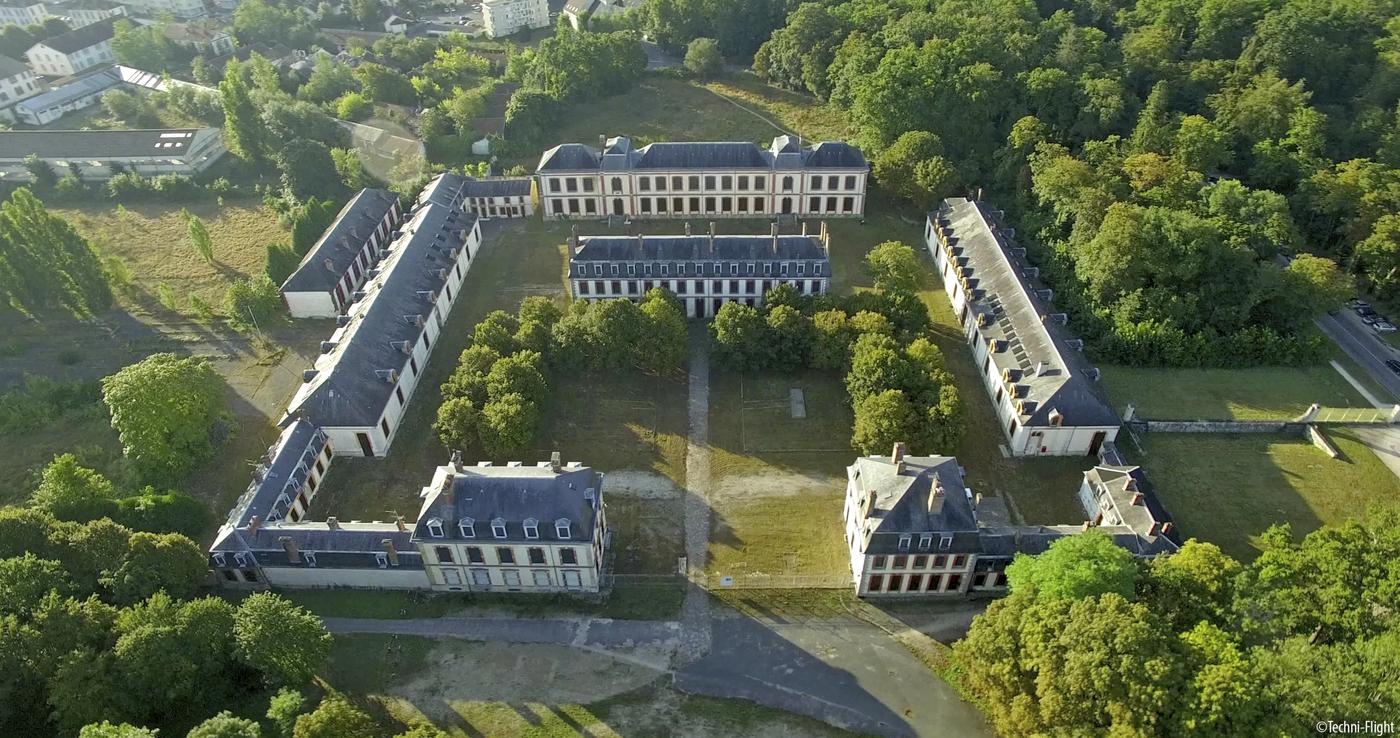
1137, 420, 1306, 435
1307, 424, 1341, 458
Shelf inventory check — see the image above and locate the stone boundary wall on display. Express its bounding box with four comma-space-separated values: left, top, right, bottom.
1132, 420, 1306, 435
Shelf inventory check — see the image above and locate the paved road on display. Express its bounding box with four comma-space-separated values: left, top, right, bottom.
679, 325, 714, 661
1317, 311, 1400, 401
324, 615, 681, 648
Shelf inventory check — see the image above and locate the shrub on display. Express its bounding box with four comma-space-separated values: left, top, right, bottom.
224, 274, 283, 332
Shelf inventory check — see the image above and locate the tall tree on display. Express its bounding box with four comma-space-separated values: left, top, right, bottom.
101, 354, 228, 486
0, 188, 112, 319
234, 593, 332, 685
218, 69, 271, 164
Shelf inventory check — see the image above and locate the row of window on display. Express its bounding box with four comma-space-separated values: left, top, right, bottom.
870, 553, 967, 572
575, 279, 824, 297
548, 174, 863, 195
577, 260, 824, 278
425, 517, 573, 540
436, 544, 580, 566
545, 195, 860, 216
868, 572, 963, 594
448, 567, 584, 589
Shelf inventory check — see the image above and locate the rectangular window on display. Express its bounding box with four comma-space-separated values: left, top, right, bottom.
655, 176, 666, 191
493, 521, 507, 538
952, 555, 968, 568
688, 175, 700, 190
395, 386, 405, 406
945, 574, 963, 592
912, 554, 928, 569
380, 418, 390, 436
496, 547, 515, 564
809, 197, 820, 211
527, 547, 546, 564
689, 196, 700, 211
705, 196, 715, 211
435, 545, 454, 563
548, 179, 560, 193
933, 555, 947, 568
872, 555, 887, 570
466, 546, 484, 563
471, 569, 490, 585
503, 570, 521, 586
672, 175, 683, 190
565, 178, 577, 193
939, 535, 953, 550
754, 176, 766, 190
560, 547, 577, 565
705, 175, 716, 189
868, 574, 884, 592
887, 574, 903, 592
907, 574, 924, 592
639, 178, 650, 192
582, 178, 594, 192
532, 569, 551, 586
845, 175, 857, 190
737, 176, 749, 191
893, 554, 909, 569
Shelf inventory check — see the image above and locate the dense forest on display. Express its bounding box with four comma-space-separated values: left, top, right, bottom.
645, 0, 1400, 366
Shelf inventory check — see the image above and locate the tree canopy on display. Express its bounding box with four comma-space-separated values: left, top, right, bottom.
101, 354, 229, 486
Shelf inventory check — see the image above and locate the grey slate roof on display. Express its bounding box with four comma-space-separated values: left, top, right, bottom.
412, 461, 602, 544
32, 16, 116, 54
281, 200, 477, 428
932, 198, 1120, 428
219, 419, 325, 533
849, 454, 981, 556
460, 176, 532, 198
0, 54, 28, 78
573, 234, 829, 262
281, 189, 399, 294
537, 136, 868, 173
0, 127, 213, 160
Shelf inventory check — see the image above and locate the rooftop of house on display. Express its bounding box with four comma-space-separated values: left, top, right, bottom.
281, 188, 399, 294
537, 135, 868, 173
30, 15, 116, 54
281, 197, 478, 429
848, 450, 980, 556
412, 456, 602, 544
458, 176, 532, 198
571, 228, 830, 263
163, 20, 231, 43
0, 53, 28, 78
1082, 464, 1177, 541
932, 198, 1120, 429
14, 64, 171, 114
219, 420, 325, 534
0, 127, 215, 160
976, 523, 1179, 558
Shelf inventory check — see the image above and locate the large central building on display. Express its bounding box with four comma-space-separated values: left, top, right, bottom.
537, 135, 868, 221
568, 222, 832, 318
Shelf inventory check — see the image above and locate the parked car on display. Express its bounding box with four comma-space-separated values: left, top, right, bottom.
1356, 305, 1378, 316
1374, 321, 1397, 333
1384, 359, 1400, 375
1350, 299, 1372, 309
1362, 314, 1382, 325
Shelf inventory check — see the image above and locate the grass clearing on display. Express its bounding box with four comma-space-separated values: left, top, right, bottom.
1127, 428, 1400, 560
1099, 363, 1370, 420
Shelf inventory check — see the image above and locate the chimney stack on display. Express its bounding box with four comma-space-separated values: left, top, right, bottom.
279, 536, 300, 564
928, 479, 946, 515
819, 220, 829, 247
550, 451, 562, 473
684, 221, 692, 237
599, 134, 607, 151
801, 220, 808, 237
708, 221, 716, 247
247, 515, 261, 534
441, 473, 455, 507
395, 515, 407, 533
569, 225, 579, 250
451, 449, 464, 472
381, 539, 399, 566
891, 441, 907, 466
326, 517, 340, 530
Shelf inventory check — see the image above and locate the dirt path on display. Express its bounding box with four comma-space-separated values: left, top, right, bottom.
679, 325, 714, 662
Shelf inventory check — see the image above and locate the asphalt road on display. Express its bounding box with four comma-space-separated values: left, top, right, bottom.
1317, 310, 1400, 401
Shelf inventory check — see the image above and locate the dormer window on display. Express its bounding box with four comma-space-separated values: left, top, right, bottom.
491, 518, 507, 538
939, 534, 953, 550
426, 518, 444, 538
212, 553, 226, 567
555, 518, 571, 539
897, 535, 911, 551
523, 518, 539, 539
918, 534, 932, 551
303, 551, 318, 567
459, 517, 475, 538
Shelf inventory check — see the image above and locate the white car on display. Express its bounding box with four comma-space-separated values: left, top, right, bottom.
1374, 321, 1397, 333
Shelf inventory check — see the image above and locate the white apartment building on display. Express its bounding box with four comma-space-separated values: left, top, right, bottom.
113, 0, 204, 19
0, 54, 41, 120
568, 222, 832, 318
0, 2, 48, 26
280, 188, 402, 318
24, 15, 114, 76
280, 183, 483, 458
481, 0, 548, 38
412, 453, 607, 593
0, 128, 226, 180
459, 176, 534, 218
926, 198, 1121, 457
536, 135, 868, 221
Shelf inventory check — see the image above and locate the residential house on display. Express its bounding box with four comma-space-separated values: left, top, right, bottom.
280, 175, 483, 458
0, 2, 48, 26
561, 0, 634, 29
459, 176, 534, 218
481, 0, 548, 38
382, 13, 407, 32
54, 0, 122, 27
24, 15, 115, 76
110, 0, 204, 19
12, 63, 171, 125
0, 54, 42, 121
0, 127, 226, 180
280, 188, 403, 318
163, 20, 233, 55
568, 222, 832, 318
536, 134, 868, 221
925, 198, 1121, 456
843, 444, 1178, 599
412, 452, 608, 593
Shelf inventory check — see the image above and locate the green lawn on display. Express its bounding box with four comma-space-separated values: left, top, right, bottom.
320, 634, 860, 737
1128, 428, 1400, 560
1099, 363, 1371, 420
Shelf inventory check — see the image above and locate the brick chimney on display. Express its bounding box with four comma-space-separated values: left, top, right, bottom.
569, 224, 579, 250
550, 450, 562, 474
441, 473, 455, 507
279, 536, 301, 564
326, 517, 340, 530
395, 515, 407, 533
928, 479, 945, 516
247, 515, 261, 534
819, 220, 829, 247
770, 221, 779, 255
801, 220, 808, 237
598, 133, 606, 151
451, 449, 464, 472
891, 442, 907, 471
684, 221, 692, 237
381, 538, 399, 566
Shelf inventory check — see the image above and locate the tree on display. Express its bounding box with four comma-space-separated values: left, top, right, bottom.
0, 554, 73, 617
480, 392, 539, 456
434, 396, 480, 452
78, 722, 159, 738
232, 0, 315, 47
0, 187, 112, 318
1142, 540, 1241, 633
225, 274, 284, 332
485, 351, 548, 406
266, 688, 307, 738
331, 147, 373, 190
186, 711, 261, 738
871, 131, 959, 206
710, 302, 769, 369
111, 20, 175, 71
504, 89, 562, 147
298, 59, 358, 104
278, 139, 344, 203
864, 241, 921, 294
266, 242, 300, 284
638, 289, 688, 373
354, 63, 417, 106
335, 92, 373, 121
219, 69, 270, 164
472, 310, 520, 355
187, 215, 214, 264
765, 304, 813, 371
1005, 530, 1141, 600
811, 309, 855, 369
31, 454, 118, 522
845, 333, 913, 404
851, 389, 917, 455
235, 593, 332, 685
525, 29, 647, 101
101, 354, 227, 486
684, 37, 723, 78
349, 0, 383, 28
292, 696, 379, 738
106, 532, 206, 604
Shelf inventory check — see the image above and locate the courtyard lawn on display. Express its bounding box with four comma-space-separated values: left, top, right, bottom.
1099, 362, 1370, 421
1127, 428, 1400, 560
319, 635, 859, 737
53, 198, 290, 321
